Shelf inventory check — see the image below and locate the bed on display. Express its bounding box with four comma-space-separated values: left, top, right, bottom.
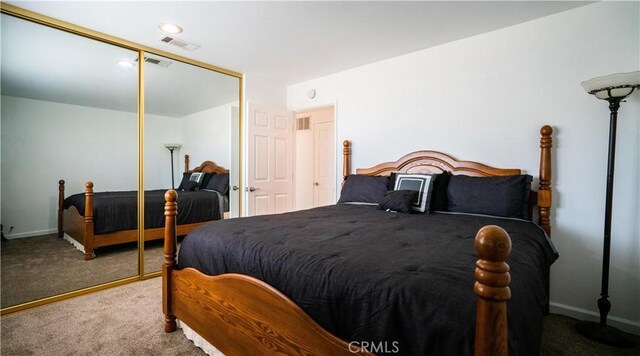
58, 157, 229, 260
162, 125, 555, 355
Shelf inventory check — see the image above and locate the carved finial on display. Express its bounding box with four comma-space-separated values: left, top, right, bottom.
59, 179, 65, 186
165, 189, 178, 204
475, 225, 511, 262
474, 225, 511, 356
474, 225, 511, 302
540, 125, 553, 136
85, 181, 94, 190
342, 140, 352, 182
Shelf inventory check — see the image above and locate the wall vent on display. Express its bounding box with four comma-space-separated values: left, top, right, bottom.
296, 117, 310, 131
159, 35, 201, 52
135, 56, 172, 68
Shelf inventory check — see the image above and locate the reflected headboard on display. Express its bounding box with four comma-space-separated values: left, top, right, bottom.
184, 155, 229, 174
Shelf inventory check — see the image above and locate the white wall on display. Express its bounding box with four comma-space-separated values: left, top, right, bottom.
287, 2, 640, 332
245, 74, 287, 108
144, 114, 181, 190
180, 102, 235, 172
1, 96, 138, 237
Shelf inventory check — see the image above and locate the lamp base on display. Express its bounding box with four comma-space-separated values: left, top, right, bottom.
576, 321, 636, 348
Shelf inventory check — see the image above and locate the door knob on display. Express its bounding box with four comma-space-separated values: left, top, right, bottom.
314, 182, 319, 186
232, 186, 239, 191
248, 186, 260, 192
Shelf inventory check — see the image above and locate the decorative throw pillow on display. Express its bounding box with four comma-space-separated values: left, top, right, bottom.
393, 173, 435, 213
204, 173, 229, 195
446, 174, 532, 219
378, 190, 419, 213
182, 181, 198, 191
389, 172, 449, 212
189, 172, 205, 186
338, 175, 389, 205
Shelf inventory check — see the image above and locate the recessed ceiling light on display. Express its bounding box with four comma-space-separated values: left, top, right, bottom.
118, 60, 134, 68
159, 22, 183, 34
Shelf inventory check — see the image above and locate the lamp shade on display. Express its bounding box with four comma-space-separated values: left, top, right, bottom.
581, 71, 640, 100
164, 143, 182, 150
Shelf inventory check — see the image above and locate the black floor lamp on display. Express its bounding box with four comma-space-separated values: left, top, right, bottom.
576, 71, 639, 347
164, 143, 182, 189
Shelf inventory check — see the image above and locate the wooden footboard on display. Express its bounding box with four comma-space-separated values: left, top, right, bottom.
58, 179, 214, 260
162, 191, 512, 355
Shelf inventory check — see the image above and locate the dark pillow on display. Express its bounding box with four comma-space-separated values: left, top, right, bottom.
338, 175, 389, 204
182, 181, 198, 191
204, 173, 229, 195
430, 171, 450, 211
199, 173, 216, 189
447, 174, 532, 219
177, 173, 191, 190
378, 190, 419, 213
392, 173, 435, 213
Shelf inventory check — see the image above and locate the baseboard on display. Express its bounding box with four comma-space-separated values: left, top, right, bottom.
550, 301, 640, 335
5, 229, 58, 239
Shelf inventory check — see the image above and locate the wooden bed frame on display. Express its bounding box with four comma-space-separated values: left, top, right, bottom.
58, 155, 228, 260
162, 125, 553, 356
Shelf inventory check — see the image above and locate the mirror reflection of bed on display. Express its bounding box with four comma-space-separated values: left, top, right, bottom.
0, 13, 138, 308
0, 12, 241, 309
143, 55, 240, 275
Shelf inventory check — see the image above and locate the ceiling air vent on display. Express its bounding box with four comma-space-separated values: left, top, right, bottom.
159, 35, 201, 52
134, 56, 172, 68
296, 117, 310, 131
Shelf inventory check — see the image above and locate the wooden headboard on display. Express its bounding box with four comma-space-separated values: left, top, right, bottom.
184, 155, 229, 174
342, 125, 553, 235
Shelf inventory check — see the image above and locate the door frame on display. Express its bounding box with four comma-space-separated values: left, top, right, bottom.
292, 100, 338, 209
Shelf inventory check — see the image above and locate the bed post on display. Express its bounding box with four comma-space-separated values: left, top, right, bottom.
184, 154, 190, 173
538, 125, 553, 236
474, 225, 511, 356
83, 181, 95, 261
58, 180, 65, 238
343, 140, 351, 184
163, 189, 178, 333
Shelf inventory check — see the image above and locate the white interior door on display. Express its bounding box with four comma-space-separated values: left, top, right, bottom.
313, 120, 335, 207
294, 106, 335, 210
247, 102, 293, 216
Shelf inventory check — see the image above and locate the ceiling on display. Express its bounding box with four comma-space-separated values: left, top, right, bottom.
7, 1, 592, 85
1, 1, 591, 116
1, 13, 239, 117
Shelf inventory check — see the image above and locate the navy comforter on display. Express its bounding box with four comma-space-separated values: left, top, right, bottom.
178, 204, 557, 355
64, 190, 221, 234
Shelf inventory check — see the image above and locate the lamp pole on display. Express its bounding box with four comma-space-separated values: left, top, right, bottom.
164, 144, 182, 189
168, 147, 176, 189
577, 73, 638, 348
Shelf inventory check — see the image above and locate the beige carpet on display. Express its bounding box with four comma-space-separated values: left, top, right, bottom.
0, 278, 203, 356
0, 235, 166, 308
2, 277, 639, 355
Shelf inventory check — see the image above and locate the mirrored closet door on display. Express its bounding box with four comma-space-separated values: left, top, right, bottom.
0, 14, 139, 308
142, 54, 241, 275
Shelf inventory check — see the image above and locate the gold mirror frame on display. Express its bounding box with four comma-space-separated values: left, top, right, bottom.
0, 3, 244, 314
